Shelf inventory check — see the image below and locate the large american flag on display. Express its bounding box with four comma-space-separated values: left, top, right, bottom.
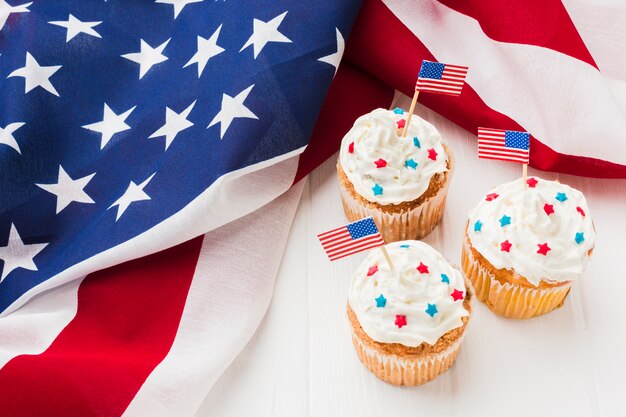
477, 128, 530, 164
415, 60, 468, 96
1, 0, 626, 415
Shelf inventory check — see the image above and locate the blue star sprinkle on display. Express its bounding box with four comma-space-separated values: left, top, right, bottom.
425, 303, 438, 317
575, 232, 585, 244
474, 220, 483, 232
393, 108, 404, 115
375, 294, 387, 308
372, 183, 383, 196
441, 274, 450, 284
405, 159, 418, 169
399, 244, 410, 248
413, 136, 421, 148
499, 214, 511, 227
555, 192, 568, 202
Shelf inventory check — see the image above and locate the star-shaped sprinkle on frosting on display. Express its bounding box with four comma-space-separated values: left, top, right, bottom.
427, 148, 438, 161
393, 108, 404, 114
396, 119, 406, 129
348, 142, 354, 153
575, 232, 585, 245
544, 203, 554, 216
425, 304, 438, 318
500, 240, 512, 252
474, 220, 483, 232
413, 136, 421, 148
417, 262, 429, 274
537, 243, 551, 256
374, 158, 387, 168
404, 158, 417, 169
395, 314, 407, 328
485, 193, 499, 201
499, 214, 511, 227
441, 273, 450, 284
372, 183, 383, 196
526, 177, 538, 188
367, 265, 378, 276
375, 294, 387, 308
451, 289, 464, 301
555, 192, 568, 202
577, 206, 586, 217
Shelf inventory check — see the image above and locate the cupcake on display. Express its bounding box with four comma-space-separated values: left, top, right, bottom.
348, 240, 472, 386
462, 176, 596, 319
338, 108, 453, 242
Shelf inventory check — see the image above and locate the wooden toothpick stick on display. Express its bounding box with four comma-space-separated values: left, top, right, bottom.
401, 90, 420, 137
380, 245, 395, 272
522, 163, 528, 189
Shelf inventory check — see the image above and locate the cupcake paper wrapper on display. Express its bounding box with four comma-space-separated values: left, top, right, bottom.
350, 327, 464, 386
461, 234, 571, 319
338, 153, 453, 242
348, 273, 473, 386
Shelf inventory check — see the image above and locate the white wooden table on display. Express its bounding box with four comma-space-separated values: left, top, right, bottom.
196, 94, 626, 417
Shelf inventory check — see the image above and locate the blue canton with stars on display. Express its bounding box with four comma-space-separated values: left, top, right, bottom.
504, 131, 530, 150
0, 0, 362, 312
346, 217, 380, 240
417, 61, 444, 80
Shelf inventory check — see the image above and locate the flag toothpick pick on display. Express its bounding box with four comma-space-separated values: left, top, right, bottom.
477, 127, 531, 187
317, 217, 395, 270
402, 60, 468, 137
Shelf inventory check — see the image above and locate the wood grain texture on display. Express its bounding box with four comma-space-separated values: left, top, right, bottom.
197, 92, 626, 417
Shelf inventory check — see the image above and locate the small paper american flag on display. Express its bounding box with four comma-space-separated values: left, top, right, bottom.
477, 128, 530, 164
317, 217, 384, 261
416, 60, 468, 96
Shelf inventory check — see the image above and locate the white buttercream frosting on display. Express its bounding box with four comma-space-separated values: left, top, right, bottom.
339, 108, 448, 205
348, 241, 469, 347
467, 177, 596, 286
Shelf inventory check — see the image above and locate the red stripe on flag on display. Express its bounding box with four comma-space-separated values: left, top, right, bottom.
0, 237, 203, 416
436, 0, 598, 69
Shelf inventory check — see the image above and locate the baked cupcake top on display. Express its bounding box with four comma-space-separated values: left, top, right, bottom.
339, 108, 448, 205
348, 240, 469, 347
467, 177, 595, 286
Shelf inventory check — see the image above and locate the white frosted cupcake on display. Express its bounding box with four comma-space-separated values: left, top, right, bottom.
337, 108, 453, 242
461, 177, 596, 319
347, 240, 472, 386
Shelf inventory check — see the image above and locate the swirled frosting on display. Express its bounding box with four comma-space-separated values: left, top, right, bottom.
467, 177, 596, 286
348, 241, 469, 347
339, 108, 448, 205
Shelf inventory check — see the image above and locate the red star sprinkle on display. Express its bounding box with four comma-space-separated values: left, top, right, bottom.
396, 119, 406, 129
395, 315, 407, 328
577, 206, 586, 217
526, 178, 538, 188
485, 193, 499, 201
427, 148, 438, 161
367, 265, 378, 276
451, 289, 464, 301
537, 243, 551, 256
544, 203, 554, 216
348, 142, 354, 153
500, 240, 512, 252
374, 158, 387, 168
417, 262, 429, 274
